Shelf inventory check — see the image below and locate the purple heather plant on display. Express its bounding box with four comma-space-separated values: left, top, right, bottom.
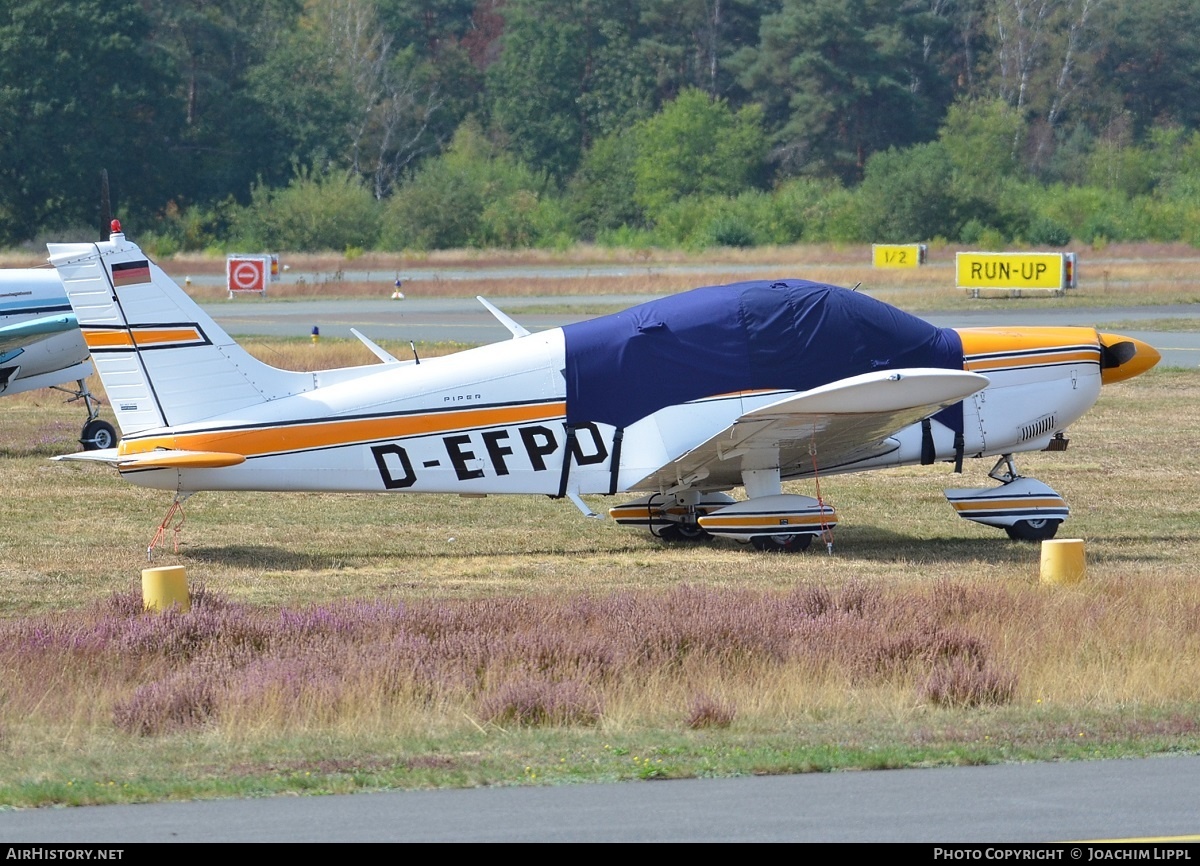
2, 579, 1021, 735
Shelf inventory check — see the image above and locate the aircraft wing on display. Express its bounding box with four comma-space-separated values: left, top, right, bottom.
0, 313, 78, 361
631, 368, 989, 491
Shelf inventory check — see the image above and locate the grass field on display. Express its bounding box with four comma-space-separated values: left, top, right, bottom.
1, 249, 1198, 808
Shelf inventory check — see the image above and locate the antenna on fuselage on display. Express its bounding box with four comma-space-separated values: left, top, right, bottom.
410, 340, 420, 365
100, 169, 111, 240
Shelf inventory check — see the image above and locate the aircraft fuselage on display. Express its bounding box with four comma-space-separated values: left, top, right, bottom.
109, 324, 1134, 497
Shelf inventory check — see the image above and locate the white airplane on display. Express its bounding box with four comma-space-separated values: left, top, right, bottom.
50, 225, 1159, 552
0, 267, 117, 449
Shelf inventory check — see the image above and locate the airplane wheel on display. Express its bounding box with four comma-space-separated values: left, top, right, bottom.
1004, 518, 1061, 542
750, 534, 812, 553
656, 523, 712, 543
81, 419, 118, 450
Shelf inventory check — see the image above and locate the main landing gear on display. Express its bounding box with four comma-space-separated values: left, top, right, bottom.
609, 489, 836, 554
52, 377, 117, 450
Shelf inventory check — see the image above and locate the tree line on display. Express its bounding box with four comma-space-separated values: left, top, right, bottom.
2, 0, 1199, 252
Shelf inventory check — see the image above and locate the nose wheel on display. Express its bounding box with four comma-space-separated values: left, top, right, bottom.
1004, 517, 1061, 541
944, 454, 1070, 542
81, 418, 118, 450
750, 533, 813, 553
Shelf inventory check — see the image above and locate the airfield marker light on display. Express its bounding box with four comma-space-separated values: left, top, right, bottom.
311, 326, 320, 344
1040, 538, 1086, 585
142, 565, 190, 613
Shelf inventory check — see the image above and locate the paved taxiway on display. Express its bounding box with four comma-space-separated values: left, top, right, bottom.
2, 754, 1198, 842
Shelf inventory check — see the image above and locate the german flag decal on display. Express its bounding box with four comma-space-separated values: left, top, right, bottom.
111, 260, 151, 287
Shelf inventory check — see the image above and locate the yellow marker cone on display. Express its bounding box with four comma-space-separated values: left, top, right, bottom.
1040, 539, 1086, 585
142, 565, 190, 612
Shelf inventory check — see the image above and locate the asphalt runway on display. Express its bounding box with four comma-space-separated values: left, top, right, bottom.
204, 295, 1200, 369
2, 755, 1198, 842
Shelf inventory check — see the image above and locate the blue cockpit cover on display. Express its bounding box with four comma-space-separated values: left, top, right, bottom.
561, 279, 964, 431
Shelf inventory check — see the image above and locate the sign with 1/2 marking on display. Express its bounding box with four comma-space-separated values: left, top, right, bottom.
872, 244, 927, 268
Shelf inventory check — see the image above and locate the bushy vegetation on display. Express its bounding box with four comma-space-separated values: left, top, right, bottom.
4, 581, 1021, 740
150, 105, 1200, 254
6, 1, 1200, 252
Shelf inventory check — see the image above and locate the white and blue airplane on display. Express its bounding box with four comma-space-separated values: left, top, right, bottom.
51, 225, 1158, 552
0, 266, 116, 448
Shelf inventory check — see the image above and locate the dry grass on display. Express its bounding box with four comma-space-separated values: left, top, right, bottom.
0, 267, 1198, 803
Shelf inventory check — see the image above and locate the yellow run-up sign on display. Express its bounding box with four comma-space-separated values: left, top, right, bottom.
956, 252, 1075, 290
872, 244, 926, 268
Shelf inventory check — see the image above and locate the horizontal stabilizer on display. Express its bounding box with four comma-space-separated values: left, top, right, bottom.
350, 328, 402, 364
0, 313, 78, 356
478, 296, 530, 338
53, 448, 122, 464
55, 449, 245, 469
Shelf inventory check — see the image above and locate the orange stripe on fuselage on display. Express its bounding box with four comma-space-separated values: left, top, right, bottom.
957, 326, 1100, 372
117, 401, 567, 459
963, 348, 1099, 373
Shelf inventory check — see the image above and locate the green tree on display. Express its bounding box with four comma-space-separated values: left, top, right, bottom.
1090, 0, 1200, 137
248, 1, 448, 199
854, 142, 963, 242
736, 0, 951, 182
377, 0, 491, 160
637, 0, 765, 101
569, 132, 644, 239
631, 88, 766, 219
243, 7, 356, 180
143, 0, 299, 204
487, 0, 652, 182
939, 98, 1024, 195
985, 0, 1108, 173
382, 121, 558, 249
0, 0, 181, 242
231, 168, 381, 251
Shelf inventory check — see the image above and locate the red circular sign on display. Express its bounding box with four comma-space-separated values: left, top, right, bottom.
229, 259, 265, 291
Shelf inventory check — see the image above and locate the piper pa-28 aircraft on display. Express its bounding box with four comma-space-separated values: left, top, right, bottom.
51, 225, 1158, 552
0, 267, 117, 449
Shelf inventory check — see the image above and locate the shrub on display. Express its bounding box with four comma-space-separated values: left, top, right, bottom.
855, 143, 962, 243
113, 674, 216, 736
684, 693, 736, 729
381, 121, 560, 250
632, 89, 767, 221
918, 658, 1018, 708
231, 169, 381, 252
477, 677, 602, 727
1025, 216, 1072, 247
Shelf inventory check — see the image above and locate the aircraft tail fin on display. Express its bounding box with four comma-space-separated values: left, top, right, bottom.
48, 231, 312, 436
